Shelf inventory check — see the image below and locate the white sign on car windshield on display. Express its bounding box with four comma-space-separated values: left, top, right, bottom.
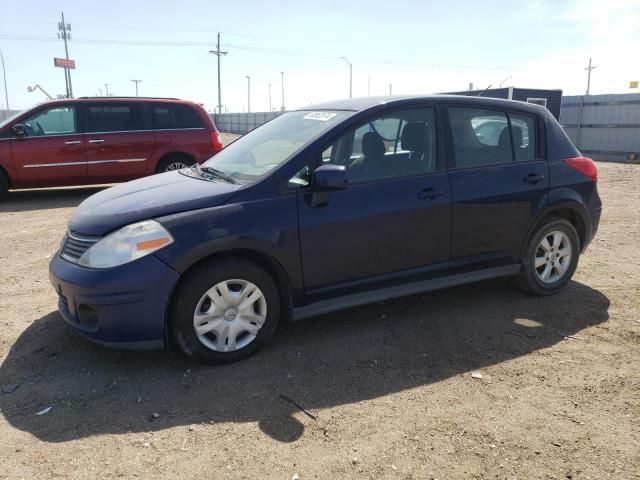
303, 112, 337, 121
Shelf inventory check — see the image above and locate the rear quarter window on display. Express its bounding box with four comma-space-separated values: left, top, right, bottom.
152, 103, 204, 129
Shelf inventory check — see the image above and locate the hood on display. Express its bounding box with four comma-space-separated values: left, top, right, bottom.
68, 171, 241, 235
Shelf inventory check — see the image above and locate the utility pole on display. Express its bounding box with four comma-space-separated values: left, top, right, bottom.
131, 79, 142, 96
209, 32, 228, 115
246, 75, 251, 113
268, 82, 272, 112
104, 83, 109, 96
57, 12, 73, 98
280, 71, 285, 111
389, 83, 392, 96
340, 57, 352, 98
0, 49, 8, 111
585, 57, 597, 95
98, 88, 103, 96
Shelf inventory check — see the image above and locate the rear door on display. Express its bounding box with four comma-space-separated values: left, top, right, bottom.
9, 103, 86, 187
295, 106, 451, 297
84, 101, 154, 182
446, 106, 548, 268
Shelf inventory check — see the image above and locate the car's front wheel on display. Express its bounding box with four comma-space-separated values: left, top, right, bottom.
516, 216, 580, 295
170, 258, 281, 364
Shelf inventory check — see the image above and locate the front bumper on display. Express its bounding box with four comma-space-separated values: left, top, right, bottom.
49, 252, 181, 349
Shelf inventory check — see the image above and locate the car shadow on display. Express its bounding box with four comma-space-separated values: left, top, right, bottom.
0, 186, 109, 213
0, 279, 609, 444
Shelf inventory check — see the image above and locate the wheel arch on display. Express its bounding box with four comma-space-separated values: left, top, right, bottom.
521, 201, 588, 258
0, 164, 10, 188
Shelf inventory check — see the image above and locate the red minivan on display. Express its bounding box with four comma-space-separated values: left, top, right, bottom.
0, 97, 223, 196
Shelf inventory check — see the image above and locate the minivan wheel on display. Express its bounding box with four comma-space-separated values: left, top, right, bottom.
516, 217, 580, 295
0, 170, 8, 199
170, 258, 280, 364
156, 155, 196, 173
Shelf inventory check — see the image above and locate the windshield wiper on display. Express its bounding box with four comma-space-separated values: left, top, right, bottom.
200, 166, 238, 184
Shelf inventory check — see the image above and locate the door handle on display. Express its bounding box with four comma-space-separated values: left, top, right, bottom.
524, 173, 545, 184
64, 140, 82, 145
88, 139, 104, 144
417, 188, 444, 200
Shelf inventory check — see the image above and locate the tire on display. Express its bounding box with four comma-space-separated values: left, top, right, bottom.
515, 216, 580, 295
169, 258, 281, 364
0, 170, 8, 199
156, 154, 196, 173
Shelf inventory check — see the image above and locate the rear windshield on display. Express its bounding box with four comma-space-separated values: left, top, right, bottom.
152, 103, 204, 129
204, 110, 350, 183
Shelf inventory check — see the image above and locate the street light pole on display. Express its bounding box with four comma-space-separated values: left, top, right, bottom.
131, 79, 142, 96
104, 83, 109, 96
280, 71, 285, 111
246, 75, 251, 113
340, 57, 352, 98
0, 49, 8, 111
268, 82, 272, 112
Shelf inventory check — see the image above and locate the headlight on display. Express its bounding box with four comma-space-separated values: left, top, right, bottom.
78, 220, 174, 268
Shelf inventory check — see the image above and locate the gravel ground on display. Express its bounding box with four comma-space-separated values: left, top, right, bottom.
0, 161, 638, 479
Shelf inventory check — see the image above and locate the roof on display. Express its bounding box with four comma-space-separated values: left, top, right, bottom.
298, 94, 550, 116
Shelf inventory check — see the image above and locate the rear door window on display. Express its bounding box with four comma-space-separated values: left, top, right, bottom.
86, 103, 144, 132
152, 103, 204, 129
510, 113, 536, 161
449, 108, 512, 168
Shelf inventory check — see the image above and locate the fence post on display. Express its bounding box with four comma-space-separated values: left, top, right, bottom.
576, 95, 584, 150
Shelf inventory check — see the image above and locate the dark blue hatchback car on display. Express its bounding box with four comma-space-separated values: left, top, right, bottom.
49, 95, 601, 363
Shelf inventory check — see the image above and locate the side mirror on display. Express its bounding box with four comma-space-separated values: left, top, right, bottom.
311, 164, 348, 191
12, 124, 26, 138
309, 164, 347, 207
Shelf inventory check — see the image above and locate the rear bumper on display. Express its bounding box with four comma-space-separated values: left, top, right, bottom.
49, 253, 180, 349
584, 205, 602, 252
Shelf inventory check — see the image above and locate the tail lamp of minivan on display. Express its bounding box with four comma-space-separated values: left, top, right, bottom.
211, 131, 223, 151
563, 156, 597, 182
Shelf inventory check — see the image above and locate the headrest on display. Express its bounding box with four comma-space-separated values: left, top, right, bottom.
401, 122, 429, 152
498, 127, 510, 148
362, 131, 386, 157
511, 125, 523, 147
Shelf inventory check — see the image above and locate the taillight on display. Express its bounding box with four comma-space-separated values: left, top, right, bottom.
563, 156, 597, 182
211, 131, 222, 151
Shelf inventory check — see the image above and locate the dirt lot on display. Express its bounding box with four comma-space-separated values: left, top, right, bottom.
0, 161, 638, 479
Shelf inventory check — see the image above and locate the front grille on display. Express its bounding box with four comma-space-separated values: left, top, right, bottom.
60, 231, 101, 263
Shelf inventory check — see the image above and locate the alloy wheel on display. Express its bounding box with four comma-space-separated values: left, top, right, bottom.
534, 230, 573, 284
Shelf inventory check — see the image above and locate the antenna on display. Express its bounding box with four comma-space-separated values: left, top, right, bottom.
477, 84, 492, 97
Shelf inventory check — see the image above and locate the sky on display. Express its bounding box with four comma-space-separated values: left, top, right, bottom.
0, 0, 639, 112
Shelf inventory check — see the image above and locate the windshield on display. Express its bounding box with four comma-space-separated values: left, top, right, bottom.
0, 108, 29, 131
203, 110, 350, 183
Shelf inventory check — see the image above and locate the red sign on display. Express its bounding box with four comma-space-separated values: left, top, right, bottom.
54, 58, 76, 69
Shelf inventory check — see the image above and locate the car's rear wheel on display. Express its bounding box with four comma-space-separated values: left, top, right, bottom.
516, 216, 580, 295
156, 154, 196, 173
170, 258, 280, 364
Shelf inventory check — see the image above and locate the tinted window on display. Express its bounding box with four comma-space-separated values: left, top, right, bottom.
510, 113, 536, 161
449, 108, 511, 167
152, 103, 203, 129
320, 107, 437, 184
86, 103, 144, 132
22, 106, 76, 137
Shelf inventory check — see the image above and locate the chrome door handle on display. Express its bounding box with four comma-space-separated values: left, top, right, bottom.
88, 139, 104, 144
64, 140, 82, 145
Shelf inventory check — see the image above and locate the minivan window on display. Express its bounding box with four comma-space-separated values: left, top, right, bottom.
510, 113, 536, 161
86, 103, 144, 132
22, 106, 77, 137
319, 107, 437, 184
153, 103, 203, 129
449, 108, 512, 168
203, 110, 350, 183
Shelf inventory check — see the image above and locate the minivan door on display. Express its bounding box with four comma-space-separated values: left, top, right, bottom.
446, 107, 549, 269
10, 104, 86, 187
84, 102, 154, 182
295, 107, 451, 298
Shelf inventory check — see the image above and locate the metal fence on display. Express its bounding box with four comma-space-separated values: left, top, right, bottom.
560, 93, 640, 162
0, 109, 20, 122
211, 111, 283, 134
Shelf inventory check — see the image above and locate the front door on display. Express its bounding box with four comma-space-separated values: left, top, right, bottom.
10, 104, 86, 187
295, 106, 451, 297
84, 102, 153, 182
446, 106, 549, 268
